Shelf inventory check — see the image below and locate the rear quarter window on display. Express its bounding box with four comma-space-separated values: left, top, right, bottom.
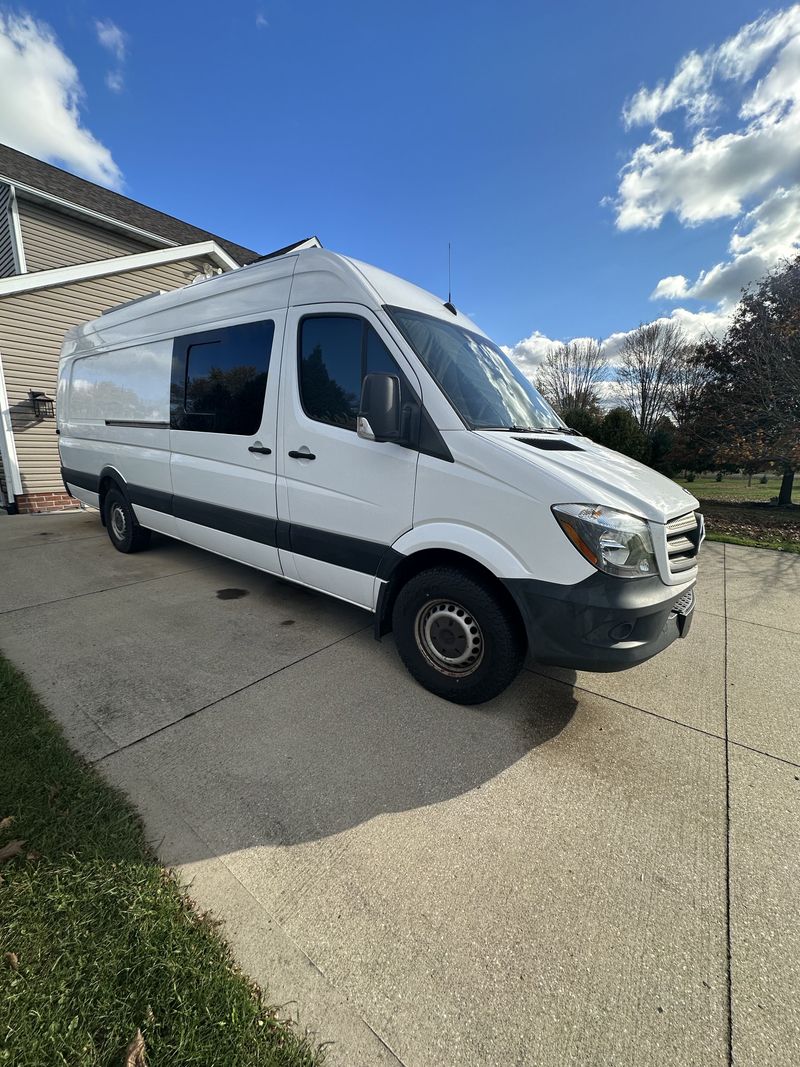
68, 344, 171, 422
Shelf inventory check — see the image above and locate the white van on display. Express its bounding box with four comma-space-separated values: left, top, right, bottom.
57, 248, 703, 704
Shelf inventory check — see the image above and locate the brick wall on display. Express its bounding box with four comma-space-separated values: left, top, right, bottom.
15, 490, 81, 514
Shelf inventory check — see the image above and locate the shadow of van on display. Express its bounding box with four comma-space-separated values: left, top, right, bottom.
114, 627, 578, 858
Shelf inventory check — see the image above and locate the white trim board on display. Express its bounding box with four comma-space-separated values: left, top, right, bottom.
8, 185, 27, 274
0, 348, 23, 498
1, 176, 182, 253
0, 240, 238, 298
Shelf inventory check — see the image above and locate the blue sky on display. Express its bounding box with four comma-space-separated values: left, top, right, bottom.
1, 1, 798, 365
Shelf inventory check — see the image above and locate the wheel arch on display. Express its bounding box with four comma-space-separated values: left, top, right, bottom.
374, 544, 526, 643
97, 466, 128, 525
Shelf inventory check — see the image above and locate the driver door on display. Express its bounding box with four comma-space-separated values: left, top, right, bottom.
277, 304, 420, 608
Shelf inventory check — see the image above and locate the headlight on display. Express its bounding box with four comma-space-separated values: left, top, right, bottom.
552, 504, 657, 579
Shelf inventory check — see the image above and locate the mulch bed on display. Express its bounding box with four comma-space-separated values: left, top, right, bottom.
698, 500, 800, 545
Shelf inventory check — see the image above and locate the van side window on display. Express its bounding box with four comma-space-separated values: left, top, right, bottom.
171, 320, 274, 434
299, 315, 402, 431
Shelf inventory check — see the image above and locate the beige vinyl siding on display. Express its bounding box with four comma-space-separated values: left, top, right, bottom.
0, 255, 215, 494
0, 183, 15, 278
17, 198, 155, 272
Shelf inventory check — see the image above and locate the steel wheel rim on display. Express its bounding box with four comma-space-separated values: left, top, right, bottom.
111, 503, 127, 540
414, 599, 484, 676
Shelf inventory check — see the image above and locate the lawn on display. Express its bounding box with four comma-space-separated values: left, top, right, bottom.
673, 474, 783, 503
0, 655, 323, 1067
673, 475, 799, 554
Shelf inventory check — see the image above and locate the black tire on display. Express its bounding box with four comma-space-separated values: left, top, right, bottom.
391, 566, 526, 705
104, 486, 151, 553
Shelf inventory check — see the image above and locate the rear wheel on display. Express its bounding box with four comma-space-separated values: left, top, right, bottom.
104, 487, 151, 553
391, 566, 526, 704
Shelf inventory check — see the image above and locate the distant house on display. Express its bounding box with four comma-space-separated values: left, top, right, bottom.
0, 144, 261, 514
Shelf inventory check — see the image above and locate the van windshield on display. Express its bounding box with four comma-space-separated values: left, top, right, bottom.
387, 306, 564, 432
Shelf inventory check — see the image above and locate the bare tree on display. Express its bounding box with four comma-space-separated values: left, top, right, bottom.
536, 339, 607, 414
617, 321, 686, 436
667, 346, 715, 428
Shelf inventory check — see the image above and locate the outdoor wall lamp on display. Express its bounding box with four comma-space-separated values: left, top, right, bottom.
29, 390, 56, 419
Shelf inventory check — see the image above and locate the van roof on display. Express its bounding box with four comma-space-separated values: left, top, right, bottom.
66, 248, 485, 348
294, 250, 485, 335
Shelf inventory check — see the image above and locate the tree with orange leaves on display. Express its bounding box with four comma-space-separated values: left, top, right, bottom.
695, 256, 800, 507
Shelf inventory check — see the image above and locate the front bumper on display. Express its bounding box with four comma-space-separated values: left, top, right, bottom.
502, 572, 696, 673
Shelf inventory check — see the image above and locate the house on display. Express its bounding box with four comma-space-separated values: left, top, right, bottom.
0, 144, 261, 514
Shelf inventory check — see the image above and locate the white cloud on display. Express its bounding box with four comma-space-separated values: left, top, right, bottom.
508, 10, 799, 401
256, 12, 269, 29
0, 13, 122, 187
105, 69, 124, 93
95, 19, 126, 62
612, 7, 800, 314
651, 185, 800, 307
615, 7, 800, 232
651, 274, 689, 300
615, 115, 800, 231
623, 6, 800, 129
623, 51, 720, 128
95, 19, 126, 93
500, 330, 558, 371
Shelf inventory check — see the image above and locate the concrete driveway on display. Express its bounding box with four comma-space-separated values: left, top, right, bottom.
1, 511, 797, 1067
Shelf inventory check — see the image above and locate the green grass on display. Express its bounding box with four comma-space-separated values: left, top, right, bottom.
704, 530, 800, 554
0, 656, 323, 1067
674, 474, 783, 502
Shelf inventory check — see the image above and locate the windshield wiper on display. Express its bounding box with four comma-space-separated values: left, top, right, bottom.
480, 424, 562, 433
526, 425, 584, 436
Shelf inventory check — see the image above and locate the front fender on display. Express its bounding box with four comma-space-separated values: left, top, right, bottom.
390, 522, 531, 579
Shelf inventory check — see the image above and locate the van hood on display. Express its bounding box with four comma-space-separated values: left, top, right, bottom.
475, 431, 699, 523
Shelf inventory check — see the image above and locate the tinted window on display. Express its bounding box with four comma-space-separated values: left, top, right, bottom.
299, 315, 403, 431
299, 317, 362, 430
171, 320, 274, 434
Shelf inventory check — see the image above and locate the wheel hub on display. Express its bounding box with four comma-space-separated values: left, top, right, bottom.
415, 600, 484, 676
111, 503, 127, 540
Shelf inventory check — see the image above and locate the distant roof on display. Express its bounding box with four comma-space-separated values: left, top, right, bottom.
253, 235, 322, 261
0, 143, 261, 265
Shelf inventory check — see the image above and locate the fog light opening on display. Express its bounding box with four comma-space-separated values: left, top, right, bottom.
609, 621, 634, 642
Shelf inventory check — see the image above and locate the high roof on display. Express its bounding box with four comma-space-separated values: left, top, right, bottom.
65, 247, 486, 349
0, 143, 261, 266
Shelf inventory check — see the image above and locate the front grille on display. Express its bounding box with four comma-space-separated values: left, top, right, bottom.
665, 511, 702, 575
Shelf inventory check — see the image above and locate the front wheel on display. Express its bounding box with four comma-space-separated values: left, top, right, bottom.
391, 567, 526, 705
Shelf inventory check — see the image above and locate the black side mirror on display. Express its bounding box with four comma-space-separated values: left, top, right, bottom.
358, 373, 402, 442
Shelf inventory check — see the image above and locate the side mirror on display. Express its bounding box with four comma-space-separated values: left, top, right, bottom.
357, 373, 402, 442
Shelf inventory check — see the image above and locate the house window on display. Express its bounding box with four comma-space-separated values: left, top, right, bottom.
171, 320, 274, 434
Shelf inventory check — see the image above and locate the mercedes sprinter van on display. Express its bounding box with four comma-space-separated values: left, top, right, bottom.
58, 248, 703, 704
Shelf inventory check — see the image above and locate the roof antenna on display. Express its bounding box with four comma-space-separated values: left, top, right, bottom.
444, 241, 457, 315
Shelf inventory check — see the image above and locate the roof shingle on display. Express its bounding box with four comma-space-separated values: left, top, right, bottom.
0, 143, 261, 265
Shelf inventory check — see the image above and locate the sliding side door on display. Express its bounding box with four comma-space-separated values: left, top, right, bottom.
169, 313, 284, 573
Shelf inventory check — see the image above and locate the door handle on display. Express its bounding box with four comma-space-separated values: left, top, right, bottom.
248, 444, 272, 455
288, 449, 316, 460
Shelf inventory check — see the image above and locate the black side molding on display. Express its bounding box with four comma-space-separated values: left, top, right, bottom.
61, 467, 400, 578
61, 467, 100, 493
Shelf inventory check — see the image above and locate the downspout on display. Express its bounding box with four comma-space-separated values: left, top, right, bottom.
0, 348, 23, 510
